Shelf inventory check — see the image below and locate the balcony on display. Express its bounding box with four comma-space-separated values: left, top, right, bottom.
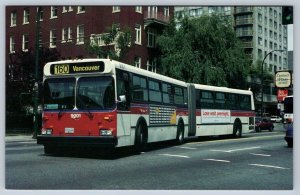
236, 30, 253, 37
235, 18, 254, 26
241, 41, 253, 48
144, 11, 170, 29
234, 7, 254, 14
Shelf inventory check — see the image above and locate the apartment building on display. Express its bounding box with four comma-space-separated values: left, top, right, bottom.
175, 6, 289, 72
175, 6, 290, 114
6, 6, 173, 82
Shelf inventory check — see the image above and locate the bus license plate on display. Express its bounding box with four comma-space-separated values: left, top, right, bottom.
65, 128, 74, 133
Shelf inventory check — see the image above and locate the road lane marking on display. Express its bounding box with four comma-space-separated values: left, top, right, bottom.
250, 153, 271, 157
187, 134, 283, 145
203, 159, 231, 163
175, 146, 197, 150
159, 154, 190, 158
211, 146, 261, 153
249, 164, 290, 170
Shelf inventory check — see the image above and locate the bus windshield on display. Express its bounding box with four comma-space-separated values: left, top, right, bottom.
44, 78, 76, 110
77, 77, 115, 110
43, 76, 115, 110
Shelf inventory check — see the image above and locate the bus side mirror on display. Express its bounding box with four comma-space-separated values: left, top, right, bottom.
118, 95, 126, 103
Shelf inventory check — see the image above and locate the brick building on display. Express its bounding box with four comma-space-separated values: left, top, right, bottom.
6, 6, 173, 82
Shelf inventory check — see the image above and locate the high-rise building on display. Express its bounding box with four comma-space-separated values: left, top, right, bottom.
175, 6, 290, 115
175, 6, 289, 72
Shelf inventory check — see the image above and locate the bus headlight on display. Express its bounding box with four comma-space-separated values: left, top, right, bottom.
100, 129, 112, 136
41, 128, 53, 135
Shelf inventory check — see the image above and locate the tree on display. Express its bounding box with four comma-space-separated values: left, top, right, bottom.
88, 24, 132, 61
248, 60, 274, 102
157, 14, 251, 89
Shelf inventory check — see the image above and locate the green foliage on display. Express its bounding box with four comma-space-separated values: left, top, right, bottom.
88, 25, 132, 61
157, 14, 250, 89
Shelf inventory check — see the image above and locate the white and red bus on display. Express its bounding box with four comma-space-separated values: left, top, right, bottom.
37, 59, 255, 154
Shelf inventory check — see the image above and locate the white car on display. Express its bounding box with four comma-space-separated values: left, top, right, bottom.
270, 116, 282, 123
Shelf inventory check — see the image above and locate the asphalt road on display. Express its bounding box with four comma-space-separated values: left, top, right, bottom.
5, 123, 293, 190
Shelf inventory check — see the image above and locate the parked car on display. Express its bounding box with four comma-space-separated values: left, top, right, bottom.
284, 122, 293, 147
255, 117, 274, 132
270, 115, 282, 123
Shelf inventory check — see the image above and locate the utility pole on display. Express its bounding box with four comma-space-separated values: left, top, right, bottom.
32, 7, 41, 139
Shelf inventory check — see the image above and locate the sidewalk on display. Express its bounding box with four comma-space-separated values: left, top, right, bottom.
5, 132, 36, 142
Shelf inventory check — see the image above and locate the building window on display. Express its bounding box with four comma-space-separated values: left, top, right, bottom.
164, 7, 169, 16
208, 6, 216, 14
258, 25, 262, 34
258, 13, 262, 22
258, 37, 263, 46
22, 34, 29, 51
77, 25, 85, 44
9, 36, 16, 53
37, 7, 44, 21
274, 32, 277, 40
147, 58, 157, 72
62, 28, 68, 43
135, 6, 142, 13
147, 28, 157, 47
135, 24, 141, 45
258, 49, 262, 59
50, 6, 58, 18
23, 8, 29, 24
269, 41, 273, 50
134, 56, 141, 68
269, 30, 273, 39
63, 6, 73, 12
50, 30, 57, 48
274, 10, 277, 18
77, 6, 85, 13
68, 27, 72, 42
112, 6, 120, 13
10, 11, 17, 27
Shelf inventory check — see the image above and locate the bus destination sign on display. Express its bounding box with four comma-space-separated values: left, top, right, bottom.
50, 61, 105, 75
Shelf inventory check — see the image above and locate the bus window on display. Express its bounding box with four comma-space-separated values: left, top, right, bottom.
132, 75, 148, 102
149, 80, 162, 103
77, 77, 115, 110
174, 86, 184, 105
200, 90, 214, 109
227, 93, 239, 110
215, 92, 226, 109
116, 70, 130, 110
162, 83, 174, 104
240, 95, 251, 110
44, 78, 76, 110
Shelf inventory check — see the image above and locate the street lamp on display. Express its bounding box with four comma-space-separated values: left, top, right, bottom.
261, 49, 285, 117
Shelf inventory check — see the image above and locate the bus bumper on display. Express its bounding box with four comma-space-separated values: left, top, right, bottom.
37, 135, 118, 148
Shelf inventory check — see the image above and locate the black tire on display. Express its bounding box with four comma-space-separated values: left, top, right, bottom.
176, 121, 185, 145
287, 141, 293, 148
269, 126, 274, 132
233, 122, 242, 138
134, 123, 147, 153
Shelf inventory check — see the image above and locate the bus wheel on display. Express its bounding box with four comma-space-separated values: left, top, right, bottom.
233, 122, 242, 138
134, 123, 147, 153
176, 121, 185, 145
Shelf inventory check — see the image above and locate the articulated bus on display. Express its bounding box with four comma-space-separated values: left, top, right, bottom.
37, 59, 255, 154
